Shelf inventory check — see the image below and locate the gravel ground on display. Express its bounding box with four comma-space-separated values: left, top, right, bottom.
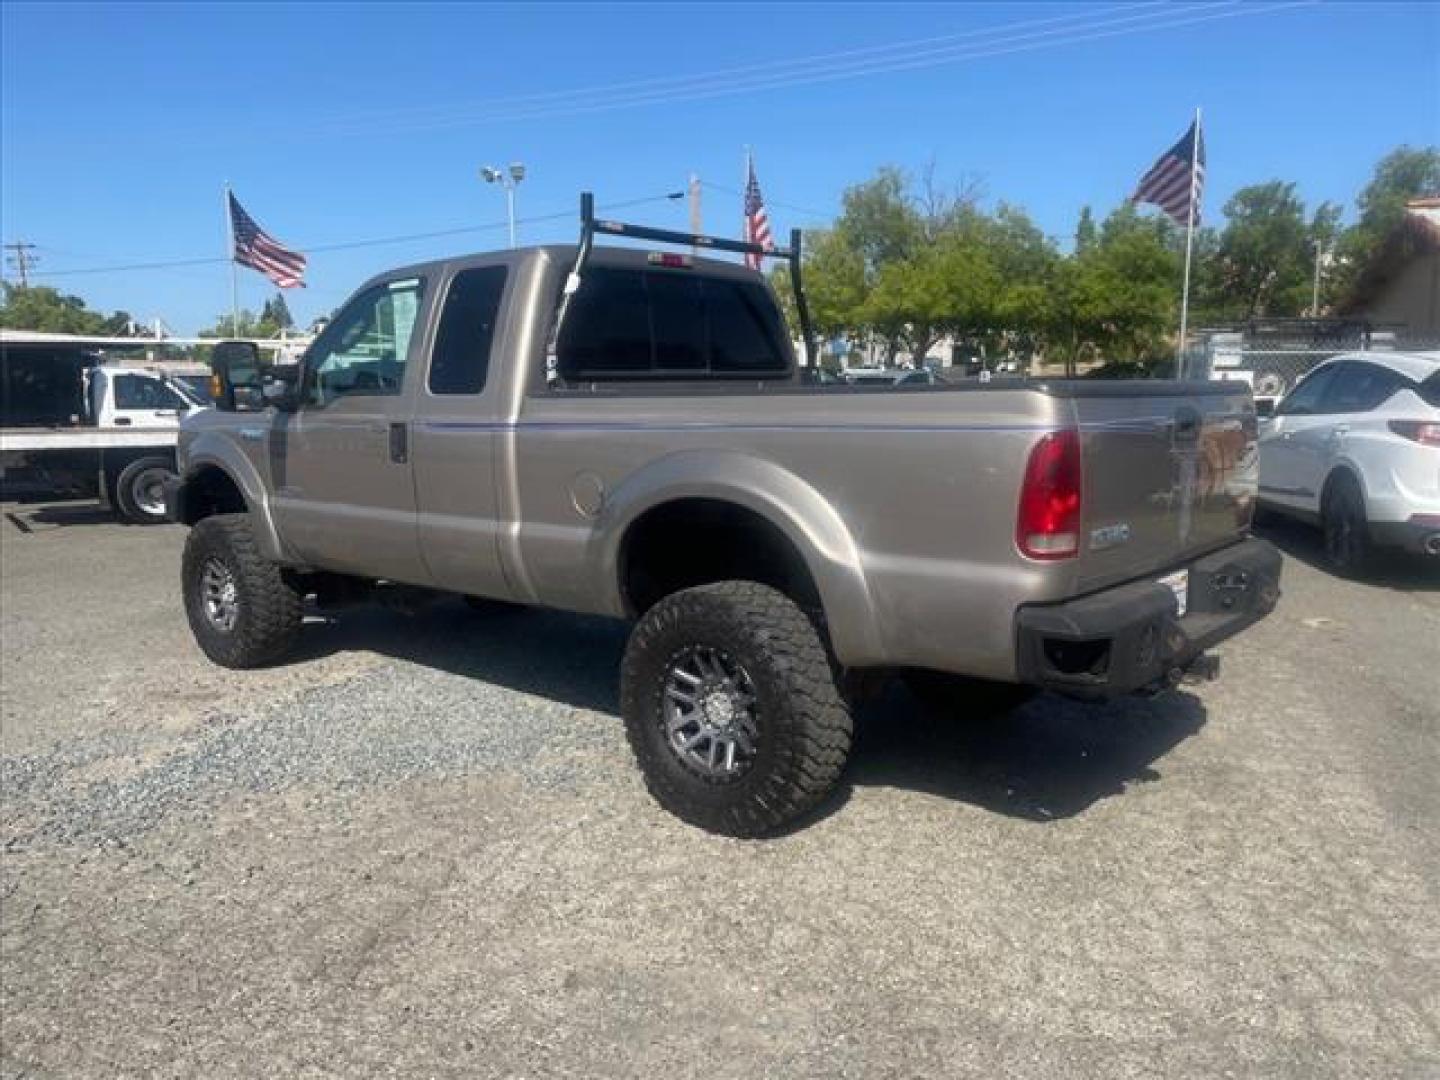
2, 497, 1437, 1079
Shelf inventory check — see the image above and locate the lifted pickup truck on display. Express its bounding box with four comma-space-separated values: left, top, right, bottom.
167, 195, 1280, 836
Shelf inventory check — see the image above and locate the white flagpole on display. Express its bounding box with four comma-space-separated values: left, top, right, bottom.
224, 182, 239, 335
742, 145, 751, 259
1176, 107, 1201, 377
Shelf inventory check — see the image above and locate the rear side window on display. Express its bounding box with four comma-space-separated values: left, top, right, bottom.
1420, 372, 1440, 408
429, 266, 507, 394
1321, 362, 1405, 414
558, 268, 790, 380
1277, 365, 1336, 416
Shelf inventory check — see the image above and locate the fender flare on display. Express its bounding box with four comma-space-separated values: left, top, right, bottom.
181, 430, 289, 563
588, 450, 884, 666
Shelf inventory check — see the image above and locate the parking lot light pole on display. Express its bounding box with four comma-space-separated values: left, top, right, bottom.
481, 162, 526, 248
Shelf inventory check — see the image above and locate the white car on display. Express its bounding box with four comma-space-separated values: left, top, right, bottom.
1258, 351, 1440, 570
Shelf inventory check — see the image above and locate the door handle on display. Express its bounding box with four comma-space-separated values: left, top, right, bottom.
388, 422, 408, 464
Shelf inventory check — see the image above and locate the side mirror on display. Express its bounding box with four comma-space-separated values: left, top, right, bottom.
210, 340, 263, 412
261, 368, 301, 411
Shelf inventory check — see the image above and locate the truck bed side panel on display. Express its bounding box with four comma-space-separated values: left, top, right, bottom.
510, 389, 1069, 678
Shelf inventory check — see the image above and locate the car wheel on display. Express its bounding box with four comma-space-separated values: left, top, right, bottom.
182, 513, 303, 668
620, 581, 853, 837
1322, 476, 1371, 574
114, 455, 175, 525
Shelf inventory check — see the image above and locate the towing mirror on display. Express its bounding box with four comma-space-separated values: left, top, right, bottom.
210, 340, 263, 412
260, 363, 301, 411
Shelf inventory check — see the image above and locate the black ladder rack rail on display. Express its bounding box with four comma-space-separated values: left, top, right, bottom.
546, 191, 817, 377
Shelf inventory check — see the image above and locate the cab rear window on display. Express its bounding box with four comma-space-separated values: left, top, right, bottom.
557, 268, 791, 380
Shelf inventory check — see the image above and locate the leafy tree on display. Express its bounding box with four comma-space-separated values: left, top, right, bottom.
261, 292, 294, 330
0, 283, 137, 335
1074, 206, 1098, 254
199, 309, 281, 339
1209, 181, 1312, 318
1352, 146, 1440, 244
1333, 145, 1440, 303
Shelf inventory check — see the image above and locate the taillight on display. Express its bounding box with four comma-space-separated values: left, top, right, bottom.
1388, 420, 1440, 447
1017, 429, 1082, 560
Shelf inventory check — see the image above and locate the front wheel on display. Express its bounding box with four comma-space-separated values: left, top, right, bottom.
182, 513, 303, 668
114, 455, 175, 525
620, 582, 853, 837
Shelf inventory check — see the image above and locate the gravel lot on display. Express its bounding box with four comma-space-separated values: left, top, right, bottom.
2, 496, 1437, 1079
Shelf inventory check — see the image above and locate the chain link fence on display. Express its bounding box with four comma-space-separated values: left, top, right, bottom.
1182, 320, 1440, 402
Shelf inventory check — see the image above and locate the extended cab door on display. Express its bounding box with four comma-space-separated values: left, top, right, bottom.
409, 263, 514, 599
271, 276, 430, 583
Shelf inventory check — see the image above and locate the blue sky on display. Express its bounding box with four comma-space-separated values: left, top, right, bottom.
2, 1, 1436, 333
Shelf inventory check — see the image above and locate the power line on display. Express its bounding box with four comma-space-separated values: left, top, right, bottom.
4, 241, 39, 287
295, 2, 1310, 137
700, 181, 830, 222
29, 193, 682, 279
300, 3, 1163, 131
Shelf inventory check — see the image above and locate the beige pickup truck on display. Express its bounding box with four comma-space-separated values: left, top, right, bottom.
166, 196, 1281, 835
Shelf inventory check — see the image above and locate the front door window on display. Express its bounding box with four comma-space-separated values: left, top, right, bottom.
306, 278, 425, 406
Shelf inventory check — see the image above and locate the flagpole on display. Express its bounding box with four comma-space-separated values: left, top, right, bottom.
1176, 107, 1201, 378
742, 145, 751, 256
224, 182, 239, 336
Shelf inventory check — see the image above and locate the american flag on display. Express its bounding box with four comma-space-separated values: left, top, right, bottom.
1131, 117, 1206, 227
743, 156, 774, 270
228, 192, 307, 288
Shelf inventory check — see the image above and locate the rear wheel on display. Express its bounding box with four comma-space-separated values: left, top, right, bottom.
114, 455, 175, 525
1322, 476, 1371, 574
620, 581, 853, 837
182, 513, 303, 668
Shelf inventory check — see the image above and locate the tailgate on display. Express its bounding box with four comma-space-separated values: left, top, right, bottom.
1067, 382, 1257, 592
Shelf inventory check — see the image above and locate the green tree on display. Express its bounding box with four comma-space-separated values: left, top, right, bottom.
1352, 146, 1440, 244
261, 292, 294, 330
0, 283, 136, 335
1074, 206, 1098, 254
199, 309, 281, 339
1333, 145, 1440, 303
1209, 181, 1312, 319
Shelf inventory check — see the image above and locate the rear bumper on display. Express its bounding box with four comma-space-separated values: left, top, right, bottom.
1015, 537, 1282, 699
1369, 517, 1440, 556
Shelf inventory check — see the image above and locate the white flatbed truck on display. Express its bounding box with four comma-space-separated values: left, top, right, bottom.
1, 332, 204, 523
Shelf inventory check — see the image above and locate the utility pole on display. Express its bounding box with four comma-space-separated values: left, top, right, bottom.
1310, 240, 1326, 317
4, 240, 38, 287
688, 173, 702, 255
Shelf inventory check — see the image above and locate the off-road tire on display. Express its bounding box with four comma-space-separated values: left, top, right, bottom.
903, 670, 1037, 719
114, 455, 175, 525
182, 513, 302, 668
1322, 475, 1371, 575
621, 581, 853, 837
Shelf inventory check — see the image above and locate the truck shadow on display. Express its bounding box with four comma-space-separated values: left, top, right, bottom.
293, 599, 1207, 826
1252, 518, 1440, 592
842, 684, 1206, 823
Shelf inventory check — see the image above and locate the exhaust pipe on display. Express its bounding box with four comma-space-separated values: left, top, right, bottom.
1424, 533, 1440, 556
